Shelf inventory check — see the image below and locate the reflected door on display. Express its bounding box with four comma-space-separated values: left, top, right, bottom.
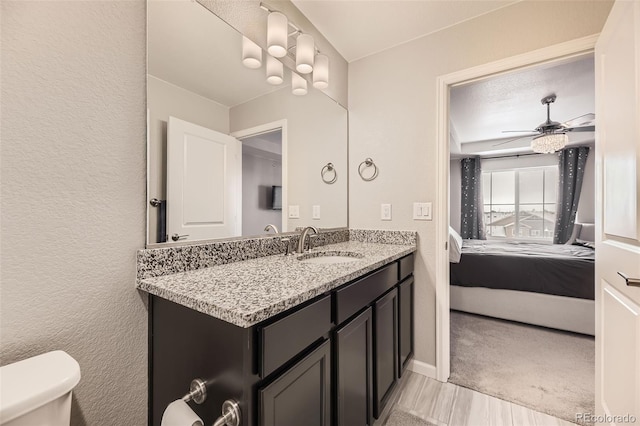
595, 0, 640, 421
167, 116, 241, 241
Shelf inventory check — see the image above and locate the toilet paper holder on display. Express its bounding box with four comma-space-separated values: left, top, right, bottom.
180, 378, 241, 426
182, 379, 207, 404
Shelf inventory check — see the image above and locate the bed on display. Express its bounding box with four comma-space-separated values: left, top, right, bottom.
449, 225, 595, 335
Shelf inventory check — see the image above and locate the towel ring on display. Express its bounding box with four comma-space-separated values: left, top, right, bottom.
321, 163, 338, 184
358, 158, 378, 181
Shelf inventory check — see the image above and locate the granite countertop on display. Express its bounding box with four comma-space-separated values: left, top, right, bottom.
137, 241, 416, 328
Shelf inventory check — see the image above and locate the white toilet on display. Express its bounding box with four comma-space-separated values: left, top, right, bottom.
0, 350, 81, 426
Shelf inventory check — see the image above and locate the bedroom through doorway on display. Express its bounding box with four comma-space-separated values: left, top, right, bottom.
446, 53, 596, 423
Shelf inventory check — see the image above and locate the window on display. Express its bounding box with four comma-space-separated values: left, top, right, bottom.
483, 167, 558, 241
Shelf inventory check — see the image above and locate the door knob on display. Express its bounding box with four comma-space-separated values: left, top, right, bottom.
171, 233, 189, 241
617, 271, 640, 287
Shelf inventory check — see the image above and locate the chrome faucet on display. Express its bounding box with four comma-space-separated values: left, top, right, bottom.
298, 226, 319, 253
264, 224, 279, 234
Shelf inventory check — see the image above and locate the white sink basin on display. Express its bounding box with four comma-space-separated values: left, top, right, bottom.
297, 251, 364, 264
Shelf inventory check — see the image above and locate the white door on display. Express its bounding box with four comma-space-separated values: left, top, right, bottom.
167, 116, 241, 242
595, 0, 640, 422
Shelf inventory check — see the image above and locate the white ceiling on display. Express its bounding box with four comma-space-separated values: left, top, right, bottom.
291, 0, 519, 62
450, 55, 595, 156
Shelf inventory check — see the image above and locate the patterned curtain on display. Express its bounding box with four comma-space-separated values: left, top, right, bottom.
460, 157, 486, 240
553, 146, 590, 244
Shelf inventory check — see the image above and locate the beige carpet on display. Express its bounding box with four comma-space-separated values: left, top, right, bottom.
449, 310, 594, 424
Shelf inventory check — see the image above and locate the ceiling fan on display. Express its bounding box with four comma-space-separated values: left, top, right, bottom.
495, 94, 595, 153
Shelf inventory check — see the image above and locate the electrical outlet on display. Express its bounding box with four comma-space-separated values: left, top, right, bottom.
381, 203, 392, 221
312, 205, 321, 220
413, 202, 432, 220
288, 205, 300, 219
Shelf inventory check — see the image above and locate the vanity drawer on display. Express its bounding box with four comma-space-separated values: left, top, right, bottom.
398, 254, 414, 281
260, 295, 332, 378
335, 263, 398, 325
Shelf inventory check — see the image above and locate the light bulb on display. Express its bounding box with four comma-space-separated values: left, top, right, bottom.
267, 12, 288, 58
266, 55, 283, 85
312, 54, 329, 89
242, 36, 262, 69
292, 72, 307, 96
296, 33, 314, 74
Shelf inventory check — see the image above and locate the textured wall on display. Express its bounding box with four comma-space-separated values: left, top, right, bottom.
1, 2, 148, 425
348, 0, 613, 366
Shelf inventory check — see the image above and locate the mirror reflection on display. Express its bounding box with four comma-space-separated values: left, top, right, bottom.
147, 0, 348, 246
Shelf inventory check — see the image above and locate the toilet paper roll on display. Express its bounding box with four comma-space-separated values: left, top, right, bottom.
161, 399, 203, 426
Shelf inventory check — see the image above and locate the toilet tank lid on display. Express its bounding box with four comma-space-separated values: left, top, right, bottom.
0, 350, 81, 423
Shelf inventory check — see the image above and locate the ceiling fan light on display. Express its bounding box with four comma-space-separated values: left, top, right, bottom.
292, 72, 307, 96
312, 54, 329, 89
242, 36, 262, 69
267, 12, 288, 58
531, 133, 567, 154
266, 55, 283, 85
296, 33, 314, 74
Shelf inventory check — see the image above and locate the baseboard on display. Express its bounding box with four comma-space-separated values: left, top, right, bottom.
407, 359, 437, 379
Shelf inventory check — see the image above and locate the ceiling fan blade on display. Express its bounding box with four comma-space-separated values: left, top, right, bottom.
562, 113, 595, 128
501, 130, 538, 133
565, 125, 596, 132
492, 134, 538, 147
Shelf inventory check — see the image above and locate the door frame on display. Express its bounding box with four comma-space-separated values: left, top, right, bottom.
434, 34, 599, 382
231, 119, 288, 233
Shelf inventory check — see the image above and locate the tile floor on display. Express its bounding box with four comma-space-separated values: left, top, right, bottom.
378, 371, 577, 426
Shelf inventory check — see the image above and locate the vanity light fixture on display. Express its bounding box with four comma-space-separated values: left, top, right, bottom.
267, 12, 288, 58
266, 55, 283, 85
313, 54, 329, 89
292, 72, 307, 96
295, 33, 315, 74
531, 133, 568, 153
257, 2, 329, 93
242, 36, 262, 69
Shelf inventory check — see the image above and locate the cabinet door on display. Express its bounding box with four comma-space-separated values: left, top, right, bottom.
335, 307, 373, 426
398, 277, 414, 376
259, 340, 331, 426
373, 288, 398, 418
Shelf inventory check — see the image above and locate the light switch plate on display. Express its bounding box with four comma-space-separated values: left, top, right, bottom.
312, 205, 321, 220
381, 203, 392, 221
288, 205, 300, 219
413, 202, 432, 220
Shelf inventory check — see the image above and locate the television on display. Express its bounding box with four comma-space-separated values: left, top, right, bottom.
271, 186, 282, 210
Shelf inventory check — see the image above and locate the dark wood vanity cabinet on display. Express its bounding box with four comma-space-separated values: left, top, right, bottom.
334, 307, 373, 426
398, 276, 414, 375
373, 288, 398, 418
149, 253, 414, 426
259, 340, 331, 426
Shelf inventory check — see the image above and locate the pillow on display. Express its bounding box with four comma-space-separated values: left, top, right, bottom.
565, 223, 582, 245
578, 223, 595, 243
449, 227, 463, 263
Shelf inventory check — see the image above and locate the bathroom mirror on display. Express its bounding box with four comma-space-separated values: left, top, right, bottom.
146, 0, 348, 246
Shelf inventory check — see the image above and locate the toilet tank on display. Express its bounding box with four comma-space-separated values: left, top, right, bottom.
0, 351, 81, 426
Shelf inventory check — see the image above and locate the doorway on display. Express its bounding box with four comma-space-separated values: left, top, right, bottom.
232, 119, 288, 236
434, 35, 599, 383
239, 129, 283, 237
